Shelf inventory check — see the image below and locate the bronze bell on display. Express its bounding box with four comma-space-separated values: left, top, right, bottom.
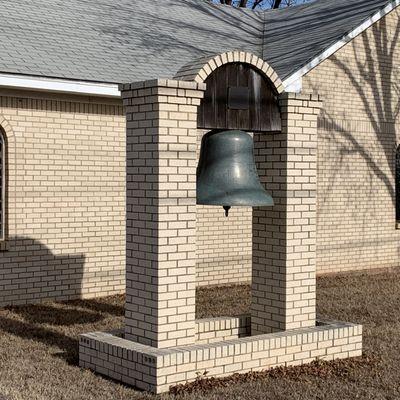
197, 130, 274, 216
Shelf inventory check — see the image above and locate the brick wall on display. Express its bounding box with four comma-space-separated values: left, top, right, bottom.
251, 93, 320, 334
0, 89, 126, 305
196, 204, 252, 286
0, 88, 254, 306
302, 7, 400, 274
80, 319, 362, 394
122, 79, 205, 348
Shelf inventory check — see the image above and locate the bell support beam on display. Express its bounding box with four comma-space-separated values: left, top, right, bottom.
121, 79, 205, 349
252, 93, 322, 335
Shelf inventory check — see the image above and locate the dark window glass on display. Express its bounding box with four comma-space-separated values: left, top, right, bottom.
0, 131, 4, 240
396, 146, 400, 221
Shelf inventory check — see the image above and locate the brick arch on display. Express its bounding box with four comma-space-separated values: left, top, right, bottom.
0, 116, 14, 142
174, 51, 284, 94
0, 115, 16, 167
0, 115, 14, 246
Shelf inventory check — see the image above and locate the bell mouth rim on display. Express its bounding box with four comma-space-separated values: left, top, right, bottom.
196, 200, 274, 207
196, 203, 274, 207
196, 188, 274, 207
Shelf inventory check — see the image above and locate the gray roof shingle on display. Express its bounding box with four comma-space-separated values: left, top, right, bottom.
0, 0, 393, 84
263, 0, 391, 79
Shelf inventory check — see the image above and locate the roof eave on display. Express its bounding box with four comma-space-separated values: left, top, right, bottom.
0, 73, 121, 98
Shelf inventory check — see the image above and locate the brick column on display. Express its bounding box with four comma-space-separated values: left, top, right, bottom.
252, 93, 322, 335
121, 79, 205, 348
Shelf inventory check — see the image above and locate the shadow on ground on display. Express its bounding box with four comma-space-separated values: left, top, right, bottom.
1, 294, 125, 365
0, 273, 399, 399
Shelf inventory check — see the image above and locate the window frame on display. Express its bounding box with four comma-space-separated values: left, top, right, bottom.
0, 127, 7, 249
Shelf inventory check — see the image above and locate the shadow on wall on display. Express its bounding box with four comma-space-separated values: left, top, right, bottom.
308, 15, 400, 227
0, 236, 86, 306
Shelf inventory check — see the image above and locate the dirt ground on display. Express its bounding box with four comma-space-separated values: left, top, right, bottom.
0, 272, 399, 400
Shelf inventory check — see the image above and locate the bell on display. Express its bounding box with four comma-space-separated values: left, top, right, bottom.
197, 130, 274, 216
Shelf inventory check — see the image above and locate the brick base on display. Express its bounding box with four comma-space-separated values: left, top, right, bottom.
79, 317, 362, 394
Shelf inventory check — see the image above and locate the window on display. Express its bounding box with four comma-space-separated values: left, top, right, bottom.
397, 145, 400, 223
0, 129, 5, 241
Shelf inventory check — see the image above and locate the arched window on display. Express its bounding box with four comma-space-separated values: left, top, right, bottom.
0, 128, 5, 241
396, 145, 400, 222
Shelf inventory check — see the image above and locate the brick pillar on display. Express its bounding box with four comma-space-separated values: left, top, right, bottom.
251, 93, 322, 335
121, 79, 205, 348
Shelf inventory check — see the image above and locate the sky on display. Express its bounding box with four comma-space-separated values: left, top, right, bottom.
211, 0, 311, 10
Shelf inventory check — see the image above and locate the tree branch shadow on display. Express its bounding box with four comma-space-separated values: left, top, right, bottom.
312, 14, 400, 221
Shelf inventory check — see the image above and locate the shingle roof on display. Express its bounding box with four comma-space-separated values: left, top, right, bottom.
263, 0, 391, 79
0, 0, 393, 84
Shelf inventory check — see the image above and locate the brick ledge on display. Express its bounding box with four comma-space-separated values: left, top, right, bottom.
79, 319, 362, 394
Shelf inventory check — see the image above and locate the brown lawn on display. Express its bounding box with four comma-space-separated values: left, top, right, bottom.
0, 272, 399, 399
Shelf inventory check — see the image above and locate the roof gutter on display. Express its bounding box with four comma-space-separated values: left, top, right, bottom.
283, 0, 400, 92
0, 73, 121, 98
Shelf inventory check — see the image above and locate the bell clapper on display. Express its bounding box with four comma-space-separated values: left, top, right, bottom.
223, 206, 231, 217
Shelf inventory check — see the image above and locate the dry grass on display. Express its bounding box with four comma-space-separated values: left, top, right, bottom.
0, 272, 399, 399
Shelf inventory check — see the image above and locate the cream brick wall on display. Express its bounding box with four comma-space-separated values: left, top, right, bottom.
0, 90, 126, 305
252, 93, 320, 334
80, 319, 362, 394
196, 203, 252, 286
122, 79, 206, 349
302, 7, 400, 274
0, 88, 252, 306
195, 315, 250, 344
